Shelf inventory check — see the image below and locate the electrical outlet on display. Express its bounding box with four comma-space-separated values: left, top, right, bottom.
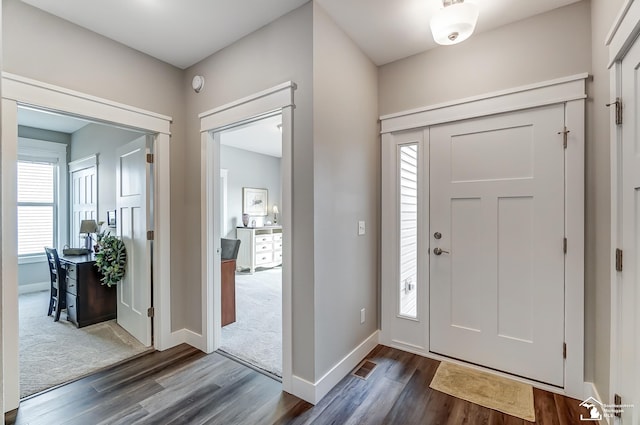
360, 308, 366, 324
358, 220, 366, 236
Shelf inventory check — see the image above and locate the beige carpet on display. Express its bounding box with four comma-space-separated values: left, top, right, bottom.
430, 362, 536, 422
20, 290, 150, 398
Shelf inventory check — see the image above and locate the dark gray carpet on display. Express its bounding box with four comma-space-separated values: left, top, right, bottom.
220, 267, 282, 377
19, 290, 150, 398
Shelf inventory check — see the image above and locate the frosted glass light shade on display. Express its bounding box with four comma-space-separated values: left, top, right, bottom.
430, 2, 479, 45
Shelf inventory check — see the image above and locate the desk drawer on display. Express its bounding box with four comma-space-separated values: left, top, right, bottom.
66, 276, 78, 296
66, 293, 78, 325
65, 263, 77, 280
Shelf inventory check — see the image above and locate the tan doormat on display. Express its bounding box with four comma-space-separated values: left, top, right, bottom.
429, 362, 536, 422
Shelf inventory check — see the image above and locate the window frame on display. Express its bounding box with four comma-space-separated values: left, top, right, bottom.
17, 138, 68, 264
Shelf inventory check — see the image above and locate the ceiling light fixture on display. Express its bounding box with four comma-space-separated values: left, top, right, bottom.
430, 0, 479, 46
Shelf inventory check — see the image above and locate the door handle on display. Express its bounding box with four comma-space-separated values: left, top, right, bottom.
433, 247, 449, 255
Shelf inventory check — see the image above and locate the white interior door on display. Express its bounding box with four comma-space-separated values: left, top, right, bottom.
69, 162, 97, 248
616, 37, 640, 424
116, 136, 152, 346
429, 105, 566, 386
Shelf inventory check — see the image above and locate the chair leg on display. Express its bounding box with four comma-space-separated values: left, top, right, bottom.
48, 288, 55, 316
54, 298, 61, 322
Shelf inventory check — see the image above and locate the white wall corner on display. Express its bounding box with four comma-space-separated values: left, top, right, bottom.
584, 381, 611, 425
292, 330, 380, 404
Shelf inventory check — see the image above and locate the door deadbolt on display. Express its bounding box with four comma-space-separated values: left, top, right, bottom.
434, 232, 442, 240
433, 247, 449, 255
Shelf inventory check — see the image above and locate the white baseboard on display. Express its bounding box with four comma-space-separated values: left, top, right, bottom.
291, 330, 380, 404
18, 281, 49, 295
163, 328, 207, 353
584, 382, 610, 425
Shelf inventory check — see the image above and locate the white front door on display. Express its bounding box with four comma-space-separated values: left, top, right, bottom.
617, 37, 640, 424
429, 105, 566, 386
116, 136, 152, 346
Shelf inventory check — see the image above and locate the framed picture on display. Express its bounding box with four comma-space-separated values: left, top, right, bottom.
242, 187, 268, 216
107, 210, 117, 228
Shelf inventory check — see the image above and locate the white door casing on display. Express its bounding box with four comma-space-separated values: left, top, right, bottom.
429, 105, 566, 387
608, 1, 640, 421
116, 136, 152, 347
2, 73, 173, 413
379, 74, 585, 398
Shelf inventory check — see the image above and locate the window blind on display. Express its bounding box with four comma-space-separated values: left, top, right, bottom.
17, 160, 56, 256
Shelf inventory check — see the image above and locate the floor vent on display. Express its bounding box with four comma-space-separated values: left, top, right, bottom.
352, 359, 377, 380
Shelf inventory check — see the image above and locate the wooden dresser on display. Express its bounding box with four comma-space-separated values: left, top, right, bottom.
59, 254, 117, 328
236, 226, 282, 273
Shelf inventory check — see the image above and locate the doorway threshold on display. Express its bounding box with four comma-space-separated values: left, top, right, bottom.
217, 349, 282, 383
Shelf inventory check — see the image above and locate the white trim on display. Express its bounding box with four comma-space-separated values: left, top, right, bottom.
380, 73, 588, 134
18, 255, 45, 265
584, 382, 611, 425
379, 75, 587, 400
2, 75, 173, 412
291, 331, 380, 404
18, 282, 49, 295
200, 82, 295, 397
69, 154, 98, 173
220, 169, 228, 237
606, 0, 640, 66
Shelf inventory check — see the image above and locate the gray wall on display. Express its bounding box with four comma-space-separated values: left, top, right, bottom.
184, 3, 316, 381
71, 123, 143, 224
219, 145, 281, 238
590, 0, 624, 402
3, 0, 187, 330
17, 127, 71, 288
378, 1, 592, 115
312, 3, 379, 378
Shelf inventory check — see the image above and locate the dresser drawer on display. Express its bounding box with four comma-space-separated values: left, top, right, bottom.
254, 234, 273, 244
255, 243, 273, 253
273, 241, 283, 251
65, 263, 77, 280
66, 276, 78, 296
273, 233, 283, 242
66, 293, 78, 325
255, 252, 273, 265
274, 250, 283, 263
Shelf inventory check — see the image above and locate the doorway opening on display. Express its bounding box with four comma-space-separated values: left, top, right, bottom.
216, 114, 283, 378
15, 106, 155, 399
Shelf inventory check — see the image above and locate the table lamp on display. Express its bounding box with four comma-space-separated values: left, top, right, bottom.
273, 205, 279, 224
79, 219, 99, 251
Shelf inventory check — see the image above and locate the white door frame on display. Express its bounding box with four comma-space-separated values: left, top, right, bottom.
379, 73, 587, 399
200, 82, 295, 393
1, 73, 173, 412
607, 0, 640, 413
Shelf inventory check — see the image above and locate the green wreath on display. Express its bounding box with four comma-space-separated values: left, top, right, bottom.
95, 235, 127, 287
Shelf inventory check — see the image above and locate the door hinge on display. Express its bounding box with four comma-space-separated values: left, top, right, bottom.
557, 127, 570, 148
614, 393, 622, 418
563, 342, 567, 359
616, 248, 623, 272
147, 230, 155, 241
146, 153, 154, 164
563, 238, 567, 254
147, 307, 155, 318
606, 98, 623, 125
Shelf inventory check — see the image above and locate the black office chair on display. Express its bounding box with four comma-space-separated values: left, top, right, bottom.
44, 247, 67, 322
221, 238, 241, 260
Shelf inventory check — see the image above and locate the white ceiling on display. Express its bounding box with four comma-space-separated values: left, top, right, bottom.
220, 115, 282, 158
20, 0, 582, 68
18, 107, 90, 134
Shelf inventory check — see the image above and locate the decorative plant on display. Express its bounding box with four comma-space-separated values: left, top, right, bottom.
94, 234, 127, 287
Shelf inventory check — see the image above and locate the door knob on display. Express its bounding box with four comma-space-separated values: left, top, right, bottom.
433, 247, 449, 255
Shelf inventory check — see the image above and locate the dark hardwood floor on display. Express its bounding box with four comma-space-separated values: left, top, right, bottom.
6, 344, 591, 425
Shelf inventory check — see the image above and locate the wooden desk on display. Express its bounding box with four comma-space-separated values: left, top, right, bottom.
221, 259, 236, 326
59, 254, 117, 328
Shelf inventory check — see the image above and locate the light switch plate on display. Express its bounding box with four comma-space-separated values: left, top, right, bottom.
358, 220, 366, 236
